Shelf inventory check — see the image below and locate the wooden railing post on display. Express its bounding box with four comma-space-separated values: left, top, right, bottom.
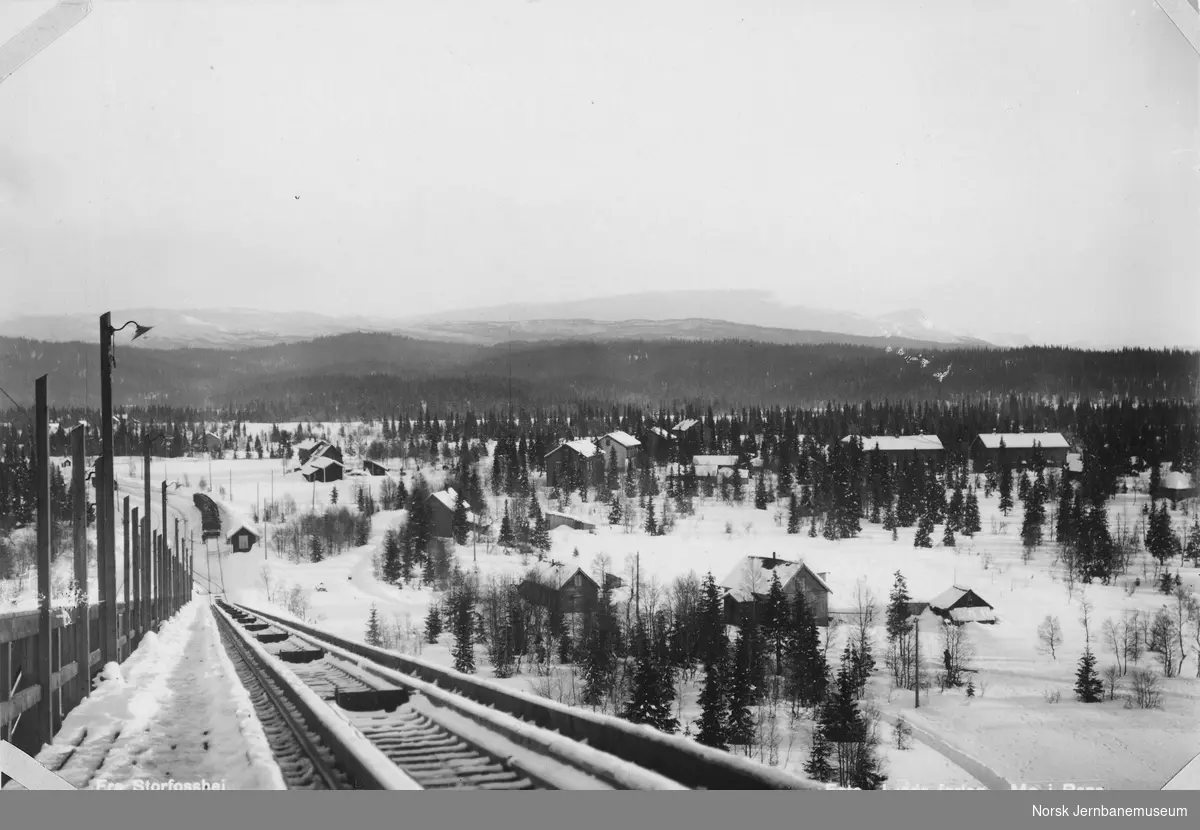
130, 507, 139, 648
71, 426, 89, 704
141, 517, 150, 636
35, 375, 53, 748
122, 496, 130, 659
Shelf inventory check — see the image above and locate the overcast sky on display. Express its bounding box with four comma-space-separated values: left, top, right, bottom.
1, 0, 1197, 346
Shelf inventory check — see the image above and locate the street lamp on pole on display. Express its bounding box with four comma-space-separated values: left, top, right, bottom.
99, 312, 153, 668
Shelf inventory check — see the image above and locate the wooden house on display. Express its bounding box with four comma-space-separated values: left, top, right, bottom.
544, 439, 604, 488
642, 426, 674, 465
301, 455, 343, 483
296, 438, 343, 466
427, 488, 479, 538
719, 555, 832, 627
973, 432, 1070, 468
362, 458, 389, 476
225, 524, 259, 553
558, 567, 601, 613
842, 434, 945, 466
201, 431, 222, 455
928, 586, 995, 624
597, 430, 642, 471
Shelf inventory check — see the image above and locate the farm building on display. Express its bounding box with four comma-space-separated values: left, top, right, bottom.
301, 456, 343, 483
556, 567, 620, 613
928, 586, 995, 624
1156, 471, 1198, 503
671, 418, 710, 442
544, 439, 605, 488
544, 511, 596, 532
719, 555, 831, 627
427, 488, 480, 538
842, 434, 945, 465
689, 455, 743, 479
973, 432, 1070, 468
297, 438, 343, 467
596, 430, 642, 471
361, 458, 389, 476
225, 523, 259, 553
201, 431, 222, 455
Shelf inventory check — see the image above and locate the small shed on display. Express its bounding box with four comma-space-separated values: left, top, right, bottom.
928, 586, 995, 624
544, 511, 596, 532
362, 458, 389, 476
1156, 470, 1198, 503
226, 524, 259, 553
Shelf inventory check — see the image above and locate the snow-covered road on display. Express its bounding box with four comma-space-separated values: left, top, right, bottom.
3, 599, 285, 790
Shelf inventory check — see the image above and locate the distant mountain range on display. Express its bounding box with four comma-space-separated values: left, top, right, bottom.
0, 290, 1038, 350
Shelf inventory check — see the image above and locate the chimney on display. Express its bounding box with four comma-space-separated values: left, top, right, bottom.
818, 572, 828, 582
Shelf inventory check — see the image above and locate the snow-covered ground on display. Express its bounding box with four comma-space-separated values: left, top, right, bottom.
2, 598, 285, 791
4, 444, 1198, 790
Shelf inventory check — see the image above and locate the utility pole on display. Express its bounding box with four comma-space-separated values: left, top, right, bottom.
914, 617, 921, 709
99, 312, 117, 666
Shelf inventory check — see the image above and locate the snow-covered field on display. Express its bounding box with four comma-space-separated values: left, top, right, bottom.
4, 442, 1198, 791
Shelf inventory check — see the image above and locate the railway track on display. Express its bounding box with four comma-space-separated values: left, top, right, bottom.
211, 600, 690, 790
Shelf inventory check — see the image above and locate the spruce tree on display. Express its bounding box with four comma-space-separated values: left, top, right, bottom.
762, 571, 789, 674
382, 529, 401, 583
607, 498, 623, 526
964, 488, 982, 536
727, 626, 756, 746
424, 604, 443, 644
695, 652, 729, 750
498, 503, 515, 550
452, 586, 476, 674
754, 470, 769, 510
1074, 648, 1103, 703
804, 715, 835, 783
808, 515, 818, 537
310, 534, 324, 563
998, 463, 1014, 516
452, 491, 469, 545
365, 604, 383, 647
787, 492, 801, 534
644, 499, 658, 535
913, 512, 934, 548
942, 522, 955, 547
623, 621, 679, 733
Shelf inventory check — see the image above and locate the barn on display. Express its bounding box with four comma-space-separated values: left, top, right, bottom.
842, 434, 945, 466
362, 458, 389, 476
301, 456, 343, 483
597, 430, 642, 471
544, 439, 604, 489
226, 523, 259, 553
973, 432, 1070, 468
719, 555, 831, 627
928, 586, 995, 624
427, 488, 479, 539
297, 438, 344, 466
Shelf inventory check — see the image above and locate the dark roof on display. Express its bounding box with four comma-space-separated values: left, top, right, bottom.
907, 601, 930, 617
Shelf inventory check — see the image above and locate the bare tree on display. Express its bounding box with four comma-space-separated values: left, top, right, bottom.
1102, 617, 1127, 676
1127, 668, 1162, 709
1100, 664, 1121, 701
1078, 595, 1094, 647
939, 624, 974, 688
852, 578, 878, 686
1037, 615, 1063, 659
